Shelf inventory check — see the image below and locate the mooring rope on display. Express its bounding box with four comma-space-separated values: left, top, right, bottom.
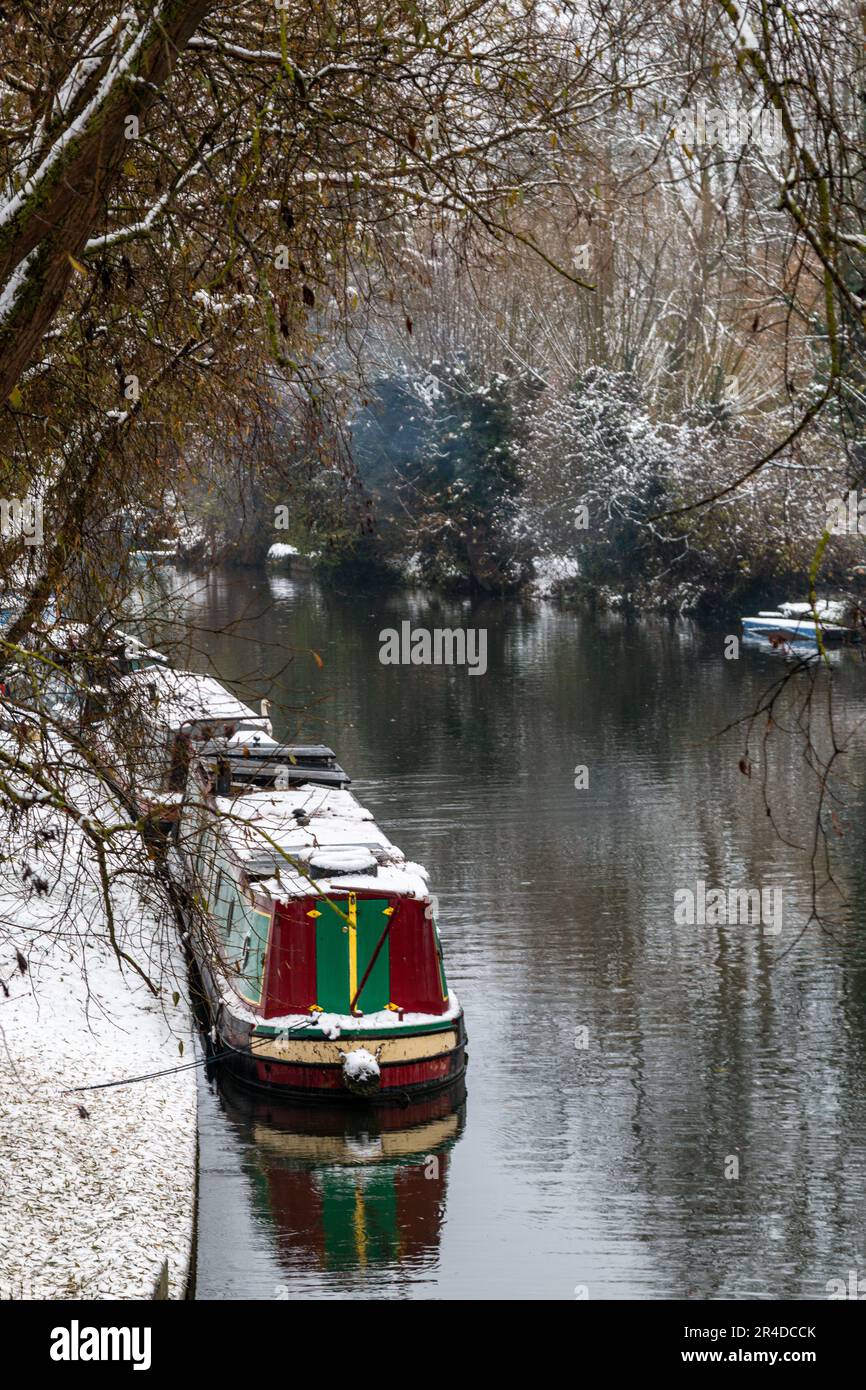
64, 1015, 322, 1092
64, 1048, 235, 1093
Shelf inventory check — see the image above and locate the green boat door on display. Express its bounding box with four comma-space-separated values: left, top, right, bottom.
313, 894, 393, 1014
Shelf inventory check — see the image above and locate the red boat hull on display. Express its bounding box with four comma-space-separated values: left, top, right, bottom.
218, 1033, 467, 1104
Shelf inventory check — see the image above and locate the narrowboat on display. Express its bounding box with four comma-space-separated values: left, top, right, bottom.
183, 737, 467, 1103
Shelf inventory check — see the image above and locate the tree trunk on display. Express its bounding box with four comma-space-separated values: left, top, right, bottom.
0, 0, 214, 404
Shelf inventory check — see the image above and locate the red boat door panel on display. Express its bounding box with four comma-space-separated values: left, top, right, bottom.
262, 898, 318, 1016
388, 898, 448, 1015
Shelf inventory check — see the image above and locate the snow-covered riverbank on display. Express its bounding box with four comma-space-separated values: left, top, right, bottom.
0, 915, 196, 1300
0, 764, 198, 1301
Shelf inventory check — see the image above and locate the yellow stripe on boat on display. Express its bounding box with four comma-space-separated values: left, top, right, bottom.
250, 1030, 458, 1066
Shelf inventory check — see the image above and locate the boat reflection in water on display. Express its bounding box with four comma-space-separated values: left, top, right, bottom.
214, 1069, 465, 1280
741, 632, 853, 666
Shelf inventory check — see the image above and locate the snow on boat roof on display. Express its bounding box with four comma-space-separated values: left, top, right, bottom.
212, 785, 430, 900
778, 600, 849, 620
120, 666, 269, 733
745, 600, 856, 628
115, 630, 166, 662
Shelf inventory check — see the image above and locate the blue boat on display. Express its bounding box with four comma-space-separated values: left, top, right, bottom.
741, 601, 861, 646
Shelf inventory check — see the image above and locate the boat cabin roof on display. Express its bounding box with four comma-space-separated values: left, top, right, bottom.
212, 785, 429, 901
121, 666, 270, 736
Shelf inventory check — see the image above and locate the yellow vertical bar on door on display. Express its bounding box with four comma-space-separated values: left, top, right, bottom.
347, 892, 358, 1008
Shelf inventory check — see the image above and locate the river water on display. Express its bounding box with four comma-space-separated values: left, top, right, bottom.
157, 567, 866, 1299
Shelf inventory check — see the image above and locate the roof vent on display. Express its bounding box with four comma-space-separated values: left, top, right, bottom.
306, 848, 377, 877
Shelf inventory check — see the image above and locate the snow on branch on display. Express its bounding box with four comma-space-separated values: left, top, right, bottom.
0, 7, 151, 234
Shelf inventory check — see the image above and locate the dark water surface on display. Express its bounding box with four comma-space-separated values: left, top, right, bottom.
161, 568, 866, 1299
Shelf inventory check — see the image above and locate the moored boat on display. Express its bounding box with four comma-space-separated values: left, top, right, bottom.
741, 600, 862, 646
183, 735, 466, 1103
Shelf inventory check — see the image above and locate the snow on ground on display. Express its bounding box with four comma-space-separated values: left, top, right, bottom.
0, 907, 196, 1300
0, 763, 197, 1300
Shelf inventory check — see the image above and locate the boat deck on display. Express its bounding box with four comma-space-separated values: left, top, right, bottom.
211, 785, 429, 901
